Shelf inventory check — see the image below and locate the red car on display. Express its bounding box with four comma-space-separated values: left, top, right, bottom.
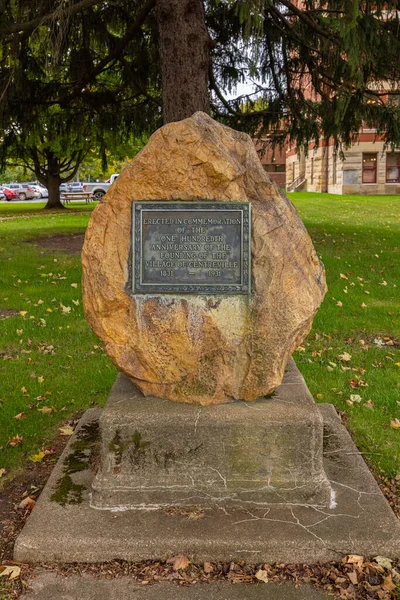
1, 187, 18, 200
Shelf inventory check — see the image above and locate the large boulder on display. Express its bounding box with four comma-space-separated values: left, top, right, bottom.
82, 112, 326, 405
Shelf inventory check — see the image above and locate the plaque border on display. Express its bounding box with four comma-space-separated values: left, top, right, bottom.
132, 201, 251, 295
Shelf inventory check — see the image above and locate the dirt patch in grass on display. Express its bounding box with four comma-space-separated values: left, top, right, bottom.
0, 309, 19, 319
29, 233, 85, 255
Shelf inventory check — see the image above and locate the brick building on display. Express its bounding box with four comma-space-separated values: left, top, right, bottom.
254, 139, 286, 188
284, 67, 400, 195
286, 130, 400, 194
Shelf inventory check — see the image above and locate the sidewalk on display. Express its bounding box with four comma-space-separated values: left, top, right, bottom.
24, 572, 332, 600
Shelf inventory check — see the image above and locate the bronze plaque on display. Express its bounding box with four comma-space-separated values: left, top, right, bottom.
132, 202, 251, 294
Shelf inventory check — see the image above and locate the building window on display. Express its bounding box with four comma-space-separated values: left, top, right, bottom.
332, 154, 337, 185
310, 158, 314, 184
263, 164, 285, 173
362, 153, 377, 183
386, 153, 400, 183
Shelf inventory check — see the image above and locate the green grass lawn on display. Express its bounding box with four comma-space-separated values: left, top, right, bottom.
290, 193, 400, 479
0, 193, 399, 485
0, 201, 95, 216
0, 202, 116, 479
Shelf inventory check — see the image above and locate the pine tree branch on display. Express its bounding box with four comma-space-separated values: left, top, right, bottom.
59, 0, 157, 104
276, 0, 339, 44
0, 0, 104, 35
209, 66, 241, 116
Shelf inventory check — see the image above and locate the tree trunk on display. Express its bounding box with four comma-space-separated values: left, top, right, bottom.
42, 152, 64, 209
44, 174, 64, 209
156, 0, 210, 123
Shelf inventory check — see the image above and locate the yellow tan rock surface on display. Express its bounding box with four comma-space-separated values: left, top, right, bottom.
82, 112, 326, 405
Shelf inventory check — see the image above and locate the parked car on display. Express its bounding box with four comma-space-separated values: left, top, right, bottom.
1, 187, 18, 201
0, 190, 5, 201
83, 174, 119, 200
67, 182, 85, 193
31, 185, 48, 198
59, 183, 68, 194
6, 183, 35, 200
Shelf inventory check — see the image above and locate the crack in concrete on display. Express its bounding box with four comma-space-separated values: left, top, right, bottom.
194, 409, 202, 435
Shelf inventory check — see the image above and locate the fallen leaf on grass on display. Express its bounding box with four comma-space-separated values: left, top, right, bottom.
18, 496, 36, 510
350, 394, 362, 403
390, 419, 400, 430
60, 304, 71, 315
0, 468, 5, 478
339, 273, 348, 280
29, 451, 46, 463
0, 565, 21, 580
37, 406, 52, 414
255, 569, 269, 583
336, 301, 343, 307
339, 352, 352, 361
361, 303, 367, 308
71, 283, 78, 288
167, 555, 189, 570
72, 299, 80, 306
59, 425, 74, 436
8, 435, 23, 447
37, 376, 44, 383
14, 412, 26, 420
363, 400, 374, 410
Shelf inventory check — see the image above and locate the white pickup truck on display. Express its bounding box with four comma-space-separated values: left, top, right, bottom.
82, 173, 119, 200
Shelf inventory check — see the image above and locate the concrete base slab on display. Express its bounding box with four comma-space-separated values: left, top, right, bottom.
24, 572, 331, 600
14, 404, 400, 564
92, 360, 331, 508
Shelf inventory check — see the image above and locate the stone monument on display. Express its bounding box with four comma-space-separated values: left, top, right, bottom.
14, 112, 400, 564
82, 112, 326, 406
82, 112, 331, 509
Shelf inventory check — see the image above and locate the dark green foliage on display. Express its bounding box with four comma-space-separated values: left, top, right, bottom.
207, 0, 400, 149
0, 0, 160, 206
0, 0, 399, 194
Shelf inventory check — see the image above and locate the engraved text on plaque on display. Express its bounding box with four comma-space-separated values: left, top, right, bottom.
132, 202, 251, 294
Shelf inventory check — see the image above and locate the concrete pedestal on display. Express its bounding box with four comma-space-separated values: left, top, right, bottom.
14, 402, 400, 563
91, 360, 331, 509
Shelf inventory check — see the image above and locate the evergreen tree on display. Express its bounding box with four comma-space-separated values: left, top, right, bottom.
0, 0, 159, 208
0, 0, 399, 208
